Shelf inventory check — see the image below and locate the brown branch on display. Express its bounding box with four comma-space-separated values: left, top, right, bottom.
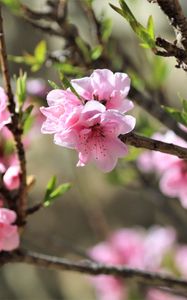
1, 249, 187, 296
131, 88, 187, 142
120, 132, 187, 159
0, 6, 27, 226
155, 0, 187, 49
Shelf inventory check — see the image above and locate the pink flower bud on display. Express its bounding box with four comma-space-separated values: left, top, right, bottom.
3, 165, 20, 190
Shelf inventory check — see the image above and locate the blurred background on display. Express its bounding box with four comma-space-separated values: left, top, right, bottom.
1, 0, 187, 299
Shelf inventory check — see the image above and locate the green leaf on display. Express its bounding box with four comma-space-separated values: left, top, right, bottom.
152, 56, 168, 87
21, 104, 34, 129
91, 45, 103, 60
57, 63, 84, 76
110, 0, 155, 49
49, 183, 71, 199
182, 98, 187, 112
75, 37, 91, 63
163, 106, 187, 126
101, 17, 112, 43
1, 0, 21, 12
44, 176, 57, 202
34, 40, 47, 64
59, 71, 82, 100
147, 15, 155, 39
16, 71, 27, 107
43, 177, 71, 207
48, 80, 60, 89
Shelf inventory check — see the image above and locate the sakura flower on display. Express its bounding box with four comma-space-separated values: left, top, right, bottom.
0, 87, 11, 130
54, 101, 135, 172
0, 208, 19, 251
71, 69, 133, 113
3, 165, 20, 190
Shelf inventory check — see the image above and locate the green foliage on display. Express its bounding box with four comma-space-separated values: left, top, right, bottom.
16, 71, 27, 108
9, 40, 47, 72
151, 56, 168, 88
101, 16, 112, 43
75, 37, 91, 63
110, 0, 155, 49
91, 45, 103, 60
59, 70, 82, 100
163, 97, 187, 127
136, 115, 157, 137
43, 176, 71, 207
1, 0, 21, 12
22, 105, 34, 133
48, 80, 60, 89
127, 69, 145, 92
57, 63, 84, 76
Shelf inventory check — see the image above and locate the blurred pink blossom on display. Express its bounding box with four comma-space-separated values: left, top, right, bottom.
89, 227, 175, 300
0, 87, 11, 130
137, 130, 187, 208
0, 208, 19, 251
3, 165, 20, 190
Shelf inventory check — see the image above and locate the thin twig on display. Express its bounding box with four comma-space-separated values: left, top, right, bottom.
1, 249, 187, 296
120, 132, 187, 159
0, 6, 27, 225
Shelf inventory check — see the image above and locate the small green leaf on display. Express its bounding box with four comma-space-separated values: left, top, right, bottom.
57, 63, 84, 76
16, 71, 27, 107
75, 37, 91, 63
101, 17, 112, 43
147, 15, 155, 39
163, 106, 187, 126
182, 98, 187, 112
34, 40, 47, 64
50, 183, 71, 199
91, 45, 103, 60
44, 176, 57, 202
59, 71, 82, 100
110, 0, 155, 49
43, 177, 71, 207
48, 80, 60, 89
21, 104, 34, 126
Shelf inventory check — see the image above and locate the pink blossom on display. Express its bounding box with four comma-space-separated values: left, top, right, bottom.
137, 131, 184, 174
0, 208, 19, 251
54, 101, 135, 172
137, 130, 187, 208
3, 165, 20, 190
71, 69, 133, 113
89, 227, 175, 300
89, 243, 125, 300
0, 87, 11, 130
40, 70, 136, 172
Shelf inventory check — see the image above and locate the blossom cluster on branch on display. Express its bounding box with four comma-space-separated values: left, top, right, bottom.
40, 69, 136, 172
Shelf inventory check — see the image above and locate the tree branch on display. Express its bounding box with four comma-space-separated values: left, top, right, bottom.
0, 6, 27, 226
120, 132, 187, 159
1, 249, 187, 296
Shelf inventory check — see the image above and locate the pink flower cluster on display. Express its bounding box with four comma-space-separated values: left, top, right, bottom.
89, 227, 186, 300
138, 131, 187, 208
40, 69, 136, 172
